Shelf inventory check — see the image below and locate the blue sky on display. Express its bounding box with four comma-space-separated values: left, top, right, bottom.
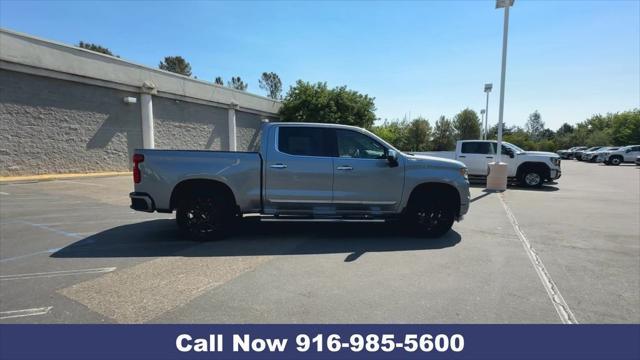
1, 0, 638, 129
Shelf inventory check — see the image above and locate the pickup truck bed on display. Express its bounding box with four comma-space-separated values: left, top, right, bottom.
130, 150, 263, 214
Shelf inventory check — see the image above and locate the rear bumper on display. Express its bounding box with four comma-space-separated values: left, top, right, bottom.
130, 192, 155, 212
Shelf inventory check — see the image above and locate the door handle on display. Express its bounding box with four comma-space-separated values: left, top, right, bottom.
459, 156, 466, 158
270, 163, 287, 169
486, 156, 494, 159
336, 165, 353, 171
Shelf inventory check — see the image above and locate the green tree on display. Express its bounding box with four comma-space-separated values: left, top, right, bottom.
609, 109, 640, 145
228, 76, 248, 91
453, 108, 481, 140
214, 76, 224, 85
371, 119, 409, 149
159, 56, 192, 76
556, 123, 574, 137
279, 80, 376, 129
259, 72, 283, 99
405, 117, 432, 151
77, 41, 118, 57
526, 110, 545, 140
432, 116, 456, 151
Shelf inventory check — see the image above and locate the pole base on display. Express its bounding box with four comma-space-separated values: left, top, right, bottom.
486, 162, 508, 191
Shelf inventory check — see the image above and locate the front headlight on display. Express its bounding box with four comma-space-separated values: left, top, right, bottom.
460, 167, 468, 180
550, 157, 561, 166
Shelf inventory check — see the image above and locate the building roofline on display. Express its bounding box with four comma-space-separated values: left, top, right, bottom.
0, 27, 281, 115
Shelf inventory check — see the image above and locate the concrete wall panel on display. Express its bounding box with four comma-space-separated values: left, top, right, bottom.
0, 70, 142, 176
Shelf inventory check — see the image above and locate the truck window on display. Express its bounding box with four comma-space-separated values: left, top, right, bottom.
278, 127, 333, 157
336, 130, 386, 159
461, 142, 494, 154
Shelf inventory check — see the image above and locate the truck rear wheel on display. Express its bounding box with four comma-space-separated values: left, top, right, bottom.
406, 191, 456, 238
176, 193, 232, 240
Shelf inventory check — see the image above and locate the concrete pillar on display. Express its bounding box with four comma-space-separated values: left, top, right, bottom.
140, 94, 155, 149
140, 81, 157, 149
228, 101, 239, 151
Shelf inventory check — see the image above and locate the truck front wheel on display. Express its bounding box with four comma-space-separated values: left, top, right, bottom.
519, 169, 544, 187
609, 156, 623, 166
406, 192, 456, 238
176, 193, 232, 240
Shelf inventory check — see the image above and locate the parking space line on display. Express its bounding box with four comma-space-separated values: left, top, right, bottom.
0, 191, 9, 195
0, 267, 116, 281
0, 307, 53, 320
0, 248, 61, 263
55, 180, 107, 187
498, 193, 578, 324
14, 220, 83, 239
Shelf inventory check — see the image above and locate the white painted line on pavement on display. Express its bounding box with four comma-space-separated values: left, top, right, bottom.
0, 191, 9, 195
0, 248, 61, 263
14, 220, 83, 239
0, 267, 116, 281
55, 180, 107, 187
0, 307, 53, 320
498, 193, 578, 324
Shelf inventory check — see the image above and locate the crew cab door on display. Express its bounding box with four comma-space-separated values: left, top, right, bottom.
264, 126, 334, 212
459, 141, 495, 176
332, 129, 404, 212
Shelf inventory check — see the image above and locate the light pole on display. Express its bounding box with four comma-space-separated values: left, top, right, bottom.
487, 0, 514, 191
480, 109, 486, 139
483, 83, 493, 140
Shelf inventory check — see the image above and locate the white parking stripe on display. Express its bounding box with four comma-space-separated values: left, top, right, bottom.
0, 192, 9, 195
55, 180, 107, 187
499, 193, 578, 324
14, 220, 83, 239
0, 267, 116, 281
0, 307, 52, 320
0, 248, 61, 263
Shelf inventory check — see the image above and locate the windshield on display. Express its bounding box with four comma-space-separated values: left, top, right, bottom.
503, 142, 525, 153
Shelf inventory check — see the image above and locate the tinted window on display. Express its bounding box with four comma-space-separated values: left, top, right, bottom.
461, 142, 494, 154
278, 127, 333, 157
336, 130, 386, 159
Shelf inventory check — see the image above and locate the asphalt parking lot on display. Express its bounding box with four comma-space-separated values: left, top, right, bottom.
1, 161, 638, 324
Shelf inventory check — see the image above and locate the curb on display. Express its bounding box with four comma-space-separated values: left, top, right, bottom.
0, 172, 131, 184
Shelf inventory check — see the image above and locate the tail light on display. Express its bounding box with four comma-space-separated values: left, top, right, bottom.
133, 154, 144, 184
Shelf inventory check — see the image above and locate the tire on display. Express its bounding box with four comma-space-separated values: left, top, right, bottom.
176, 192, 233, 240
519, 169, 544, 188
406, 192, 455, 238
604, 159, 611, 165
609, 156, 622, 166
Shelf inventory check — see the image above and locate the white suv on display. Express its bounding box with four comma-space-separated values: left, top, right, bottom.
602, 145, 640, 165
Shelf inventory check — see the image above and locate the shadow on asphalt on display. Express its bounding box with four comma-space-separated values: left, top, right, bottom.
51, 219, 461, 262
469, 183, 559, 192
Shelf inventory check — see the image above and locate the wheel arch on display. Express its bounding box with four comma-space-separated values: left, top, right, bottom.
406, 182, 461, 216
170, 178, 238, 211
516, 162, 550, 180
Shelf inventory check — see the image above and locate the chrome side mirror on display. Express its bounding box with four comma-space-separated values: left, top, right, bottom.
387, 149, 399, 167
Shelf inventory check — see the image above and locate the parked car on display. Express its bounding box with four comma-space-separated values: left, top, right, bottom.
602, 145, 640, 165
419, 140, 561, 187
575, 146, 603, 161
130, 122, 470, 238
557, 146, 587, 160
593, 147, 620, 163
636, 156, 640, 166
583, 147, 619, 163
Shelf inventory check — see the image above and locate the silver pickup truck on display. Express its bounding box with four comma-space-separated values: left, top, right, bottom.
130, 122, 470, 238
